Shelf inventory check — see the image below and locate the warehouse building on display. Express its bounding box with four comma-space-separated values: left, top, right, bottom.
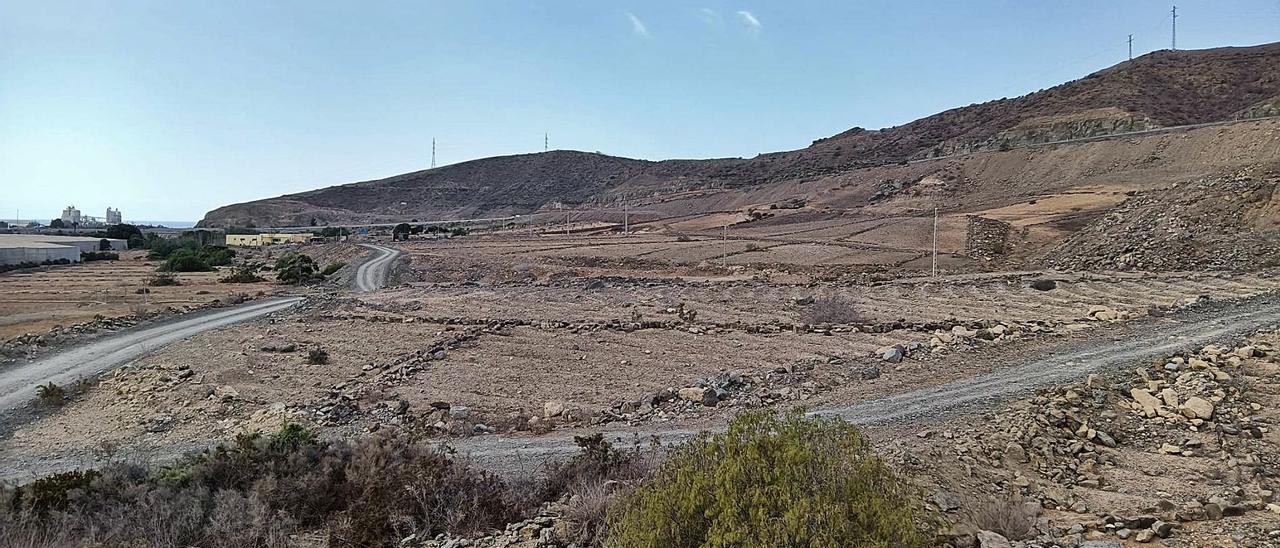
226, 233, 310, 247
0, 234, 128, 266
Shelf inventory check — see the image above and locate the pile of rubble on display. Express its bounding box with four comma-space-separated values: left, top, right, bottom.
932, 334, 1280, 546
416, 503, 568, 548
1049, 174, 1280, 272
0, 312, 158, 363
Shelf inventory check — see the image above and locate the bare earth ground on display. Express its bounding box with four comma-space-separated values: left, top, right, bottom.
4, 229, 1280, 545
0, 250, 276, 340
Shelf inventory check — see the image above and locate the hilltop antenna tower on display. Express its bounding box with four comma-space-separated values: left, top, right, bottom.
431, 138, 437, 168
1171, 5, 1177, 50
544, 133, 548, 152
1128, 34, 1133, 60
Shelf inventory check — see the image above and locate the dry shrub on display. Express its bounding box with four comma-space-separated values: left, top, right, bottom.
330, 435, 525, 544
802, 296, 863, 324
0, 424, 534, 548
563, 479, 616, 546
305, 347, 329, 365
965, 494, 1036, 540
536, 434, 650, 545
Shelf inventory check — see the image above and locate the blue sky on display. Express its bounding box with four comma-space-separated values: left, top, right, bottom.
3, 1, 1278, 222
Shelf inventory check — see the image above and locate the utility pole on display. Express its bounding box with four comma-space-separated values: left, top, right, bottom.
1128, 34, 1133, 60
931, 207, 939, 277
431, 139, 436, 168
623, 206, 629, 236
721, 223, 728, 268
1171, 5, 1177, 50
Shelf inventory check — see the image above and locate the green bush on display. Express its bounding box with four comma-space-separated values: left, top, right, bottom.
607, 411, 939, 548
105, 224, 142, 241
9, 469, 100, 515
275, 252, 318, 285
220, 265, 265, 284
35, 382, 66, 407
161, 250, 213, 272
146, 273, 181, 286
81, 251, 119, 262
200, 246, 234, 267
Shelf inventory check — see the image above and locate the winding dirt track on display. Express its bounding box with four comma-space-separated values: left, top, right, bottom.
451, 296, 1280, 471
354, 244, 403, 292
0, 297, 305, 413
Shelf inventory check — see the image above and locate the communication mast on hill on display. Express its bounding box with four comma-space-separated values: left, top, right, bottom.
431, 138, 437, 168
1171, 5, 1177, 50
1128, 34, 1133, 60
544, 133, 549, 152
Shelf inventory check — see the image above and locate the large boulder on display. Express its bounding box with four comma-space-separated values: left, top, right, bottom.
878, 345, 905, 363
678, 386, 719, 406
543, 400, 566, 418
1180, 396, 1215, 420
975, 530, 1012, 548
1130, 388, 1163, 417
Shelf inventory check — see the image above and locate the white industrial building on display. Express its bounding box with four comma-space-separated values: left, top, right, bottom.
0, 234, 128, 266
60, 205, 83, 225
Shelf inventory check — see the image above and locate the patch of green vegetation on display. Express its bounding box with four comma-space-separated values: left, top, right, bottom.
35, 382, 66, 407
607, 410, 940, 547
275, 252, 319, 285
219, 265, 265, 283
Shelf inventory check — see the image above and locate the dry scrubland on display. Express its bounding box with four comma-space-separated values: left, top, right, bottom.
9, 44, 1280, 547
3, 225, 1280, 546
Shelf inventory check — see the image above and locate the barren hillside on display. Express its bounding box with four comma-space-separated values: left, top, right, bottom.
200, 42, 1280, 228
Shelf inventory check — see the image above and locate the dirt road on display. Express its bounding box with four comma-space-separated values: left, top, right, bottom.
452, 296, 1280, 469
354, 244, 402, 292
0, 297, 304, 413
2, 295, 1277, 480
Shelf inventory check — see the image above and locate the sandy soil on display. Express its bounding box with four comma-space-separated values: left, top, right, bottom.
0, 250, 276, 339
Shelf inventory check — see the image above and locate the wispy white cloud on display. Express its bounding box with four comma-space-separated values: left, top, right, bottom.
626, 12, 650, 39
736, 10, 761, 32
698, 7, 721, 25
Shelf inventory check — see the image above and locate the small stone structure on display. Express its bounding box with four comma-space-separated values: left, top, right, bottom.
965, 215, 1011, 259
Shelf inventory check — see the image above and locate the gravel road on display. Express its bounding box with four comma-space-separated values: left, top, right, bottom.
450, 296, 1280, 471
3, 295, 1277, 481
0, 297, 304, 413
354, 244, 403, 292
